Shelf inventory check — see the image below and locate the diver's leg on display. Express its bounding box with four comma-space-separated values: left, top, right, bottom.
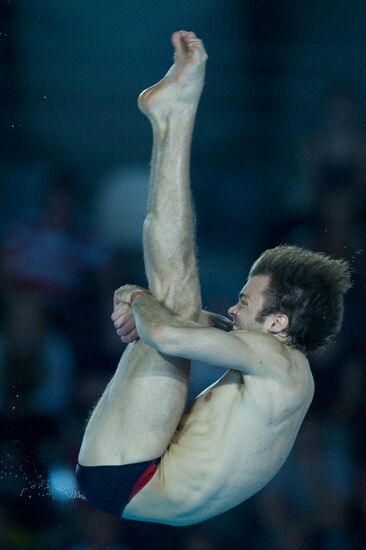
78, 32, 206, 466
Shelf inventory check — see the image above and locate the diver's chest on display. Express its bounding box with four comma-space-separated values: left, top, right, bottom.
187, 380, 244, 435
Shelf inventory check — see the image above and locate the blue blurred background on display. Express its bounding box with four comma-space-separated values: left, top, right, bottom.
1, 1, 365, 548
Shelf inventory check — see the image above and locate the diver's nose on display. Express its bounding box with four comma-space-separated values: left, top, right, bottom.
228, 304, 237, 319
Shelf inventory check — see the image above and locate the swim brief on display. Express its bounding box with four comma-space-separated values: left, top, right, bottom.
75, 458, 160, 516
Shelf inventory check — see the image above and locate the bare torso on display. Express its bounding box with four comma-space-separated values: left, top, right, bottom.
123, 347, 314, 525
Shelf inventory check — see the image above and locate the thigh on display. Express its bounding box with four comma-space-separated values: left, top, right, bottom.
78, 340, 191, 466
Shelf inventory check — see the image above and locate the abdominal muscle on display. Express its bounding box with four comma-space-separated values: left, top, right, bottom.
124, 365, 313, 525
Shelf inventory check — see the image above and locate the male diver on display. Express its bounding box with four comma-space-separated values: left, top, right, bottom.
76, 31, 351, 525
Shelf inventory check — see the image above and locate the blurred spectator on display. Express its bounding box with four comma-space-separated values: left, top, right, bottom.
0, 167, 106, 307
300, 83, 366, 214
256, 413, 357, 550
179, 531, 216, 550
94, 164, 148, 251
90, 165, 153, 372
63, 506, 128, 550
280, 84, 366, 263
0, 288, 75, 417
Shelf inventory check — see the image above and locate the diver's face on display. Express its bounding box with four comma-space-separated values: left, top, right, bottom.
228, 275, 270, 331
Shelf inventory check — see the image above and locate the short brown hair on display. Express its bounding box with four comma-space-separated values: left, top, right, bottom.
249, 245, 352, 353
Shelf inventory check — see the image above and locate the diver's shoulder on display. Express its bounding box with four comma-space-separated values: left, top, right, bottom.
285, 346, 314, 403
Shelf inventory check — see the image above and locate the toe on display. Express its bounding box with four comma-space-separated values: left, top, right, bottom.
171, 31, 184, 50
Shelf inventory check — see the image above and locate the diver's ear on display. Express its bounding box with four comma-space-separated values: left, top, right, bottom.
269, 313, 289, 334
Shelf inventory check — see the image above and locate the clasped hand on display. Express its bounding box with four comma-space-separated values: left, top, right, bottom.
111, 284, 147, 343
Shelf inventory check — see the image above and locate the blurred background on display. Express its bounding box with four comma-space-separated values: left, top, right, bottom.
0, 0, 365, 548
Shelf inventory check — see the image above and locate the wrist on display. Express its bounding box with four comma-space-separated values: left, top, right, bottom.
131, 289, 152, 303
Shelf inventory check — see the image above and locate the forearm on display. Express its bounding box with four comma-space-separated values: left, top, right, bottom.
113, 284, 234, 352
131, 294, 199, 349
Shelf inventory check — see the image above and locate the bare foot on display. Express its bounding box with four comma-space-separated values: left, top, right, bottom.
138, 31, 208, 130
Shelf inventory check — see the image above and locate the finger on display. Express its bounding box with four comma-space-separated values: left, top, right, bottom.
112, 312, 128, 326
113, 292, 128, 307
112, 310, 133, 328
112, 300, 130, 312
111, 303, 130, 320
116, 318, 136, 334
127, 329, 138, 342
112, 305, 133, 322
120, 330, 138, 344
118, 325, 137, 338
